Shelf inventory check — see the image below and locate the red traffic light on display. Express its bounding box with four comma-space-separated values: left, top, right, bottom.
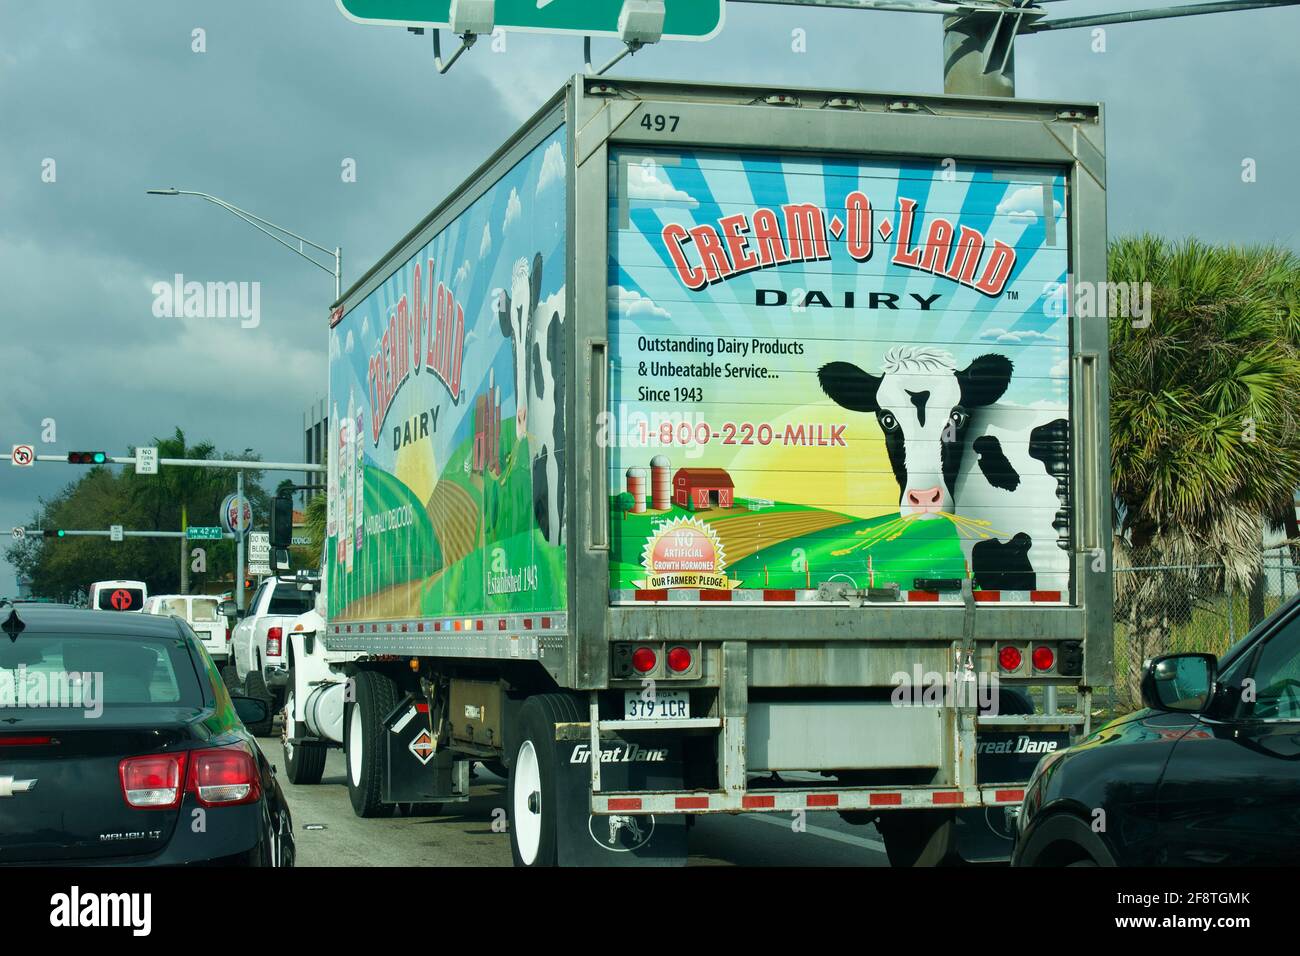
67, 451, 107, 464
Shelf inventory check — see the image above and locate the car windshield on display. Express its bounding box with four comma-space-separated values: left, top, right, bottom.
267, 587, 313, 616
190, 598, 221, 622
0, 632, 202, 710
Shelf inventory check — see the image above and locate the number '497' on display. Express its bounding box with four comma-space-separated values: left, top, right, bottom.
641, 113, 680, 132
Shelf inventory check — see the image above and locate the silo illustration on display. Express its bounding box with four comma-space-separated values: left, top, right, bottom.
650, 455, 671, 511
626, 467, 648, 514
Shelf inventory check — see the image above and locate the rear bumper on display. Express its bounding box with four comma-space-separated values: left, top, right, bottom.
591, 784, 1027, 815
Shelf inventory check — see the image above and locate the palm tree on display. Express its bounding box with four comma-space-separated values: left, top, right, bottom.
131, 427, 227, 592
1109, 236, 1300, 703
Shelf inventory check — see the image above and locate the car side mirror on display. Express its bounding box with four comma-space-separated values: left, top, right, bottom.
220, 599, 237, 619
1141, 653, 1217, 713
231, 694, 269, 728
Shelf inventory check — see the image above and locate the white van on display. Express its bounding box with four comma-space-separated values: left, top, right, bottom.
143, 593, 229, 662
88, 579, 148, 612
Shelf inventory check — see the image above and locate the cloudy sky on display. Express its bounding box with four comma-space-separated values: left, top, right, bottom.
2, 0, 1297, 593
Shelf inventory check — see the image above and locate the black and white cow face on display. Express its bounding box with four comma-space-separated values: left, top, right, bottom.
818, 347, 1012, 519
498, 253, 566, 547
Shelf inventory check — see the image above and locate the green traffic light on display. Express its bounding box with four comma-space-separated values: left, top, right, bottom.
92, 453, 106, 464
57, 530, 65, 537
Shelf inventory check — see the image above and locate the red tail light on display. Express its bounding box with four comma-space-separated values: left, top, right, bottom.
632, 646, 657, 673
120, 753, 187, 809
0, 735, 53, 746
666, 646, 693, 673
119, 745, 261, 809
1032, 646, 1055, 671
187, 744, 261, 806
225, 626, 232, 643
266, 627, 283, 657
998, 645, 1023, 671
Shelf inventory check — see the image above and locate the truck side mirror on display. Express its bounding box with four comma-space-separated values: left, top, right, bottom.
220, 599, 237, 619
270, 495, 294, 550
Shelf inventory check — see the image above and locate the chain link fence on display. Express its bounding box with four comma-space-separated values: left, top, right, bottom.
1107, 548, 1300, 712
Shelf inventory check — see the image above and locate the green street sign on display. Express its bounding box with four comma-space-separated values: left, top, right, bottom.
187, 526, 223, 540
335, 0, 724, 41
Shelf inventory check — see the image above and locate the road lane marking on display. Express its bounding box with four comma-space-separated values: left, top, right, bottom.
740, 813, 887, 852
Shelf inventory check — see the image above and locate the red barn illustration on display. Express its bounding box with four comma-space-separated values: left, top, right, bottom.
673, 467, 734, 511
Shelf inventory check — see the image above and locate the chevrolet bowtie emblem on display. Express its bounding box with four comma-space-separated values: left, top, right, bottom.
0, 776, 37, 797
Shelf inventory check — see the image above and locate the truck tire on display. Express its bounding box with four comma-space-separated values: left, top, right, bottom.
876, 810, 959, 867
344, 670, 398, 818
508, 693, 582, 867
220, 664, 243, 696
242, 669, 275, 737
282, 669, 327, 786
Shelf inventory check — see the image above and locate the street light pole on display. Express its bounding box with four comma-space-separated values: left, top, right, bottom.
146, 187, 342, 302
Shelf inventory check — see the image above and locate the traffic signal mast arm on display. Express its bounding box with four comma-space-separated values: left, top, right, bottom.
27, 453, 324, 473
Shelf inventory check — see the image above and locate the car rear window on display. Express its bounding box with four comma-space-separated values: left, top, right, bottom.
0, 632, 201, 709
190, 598, 221, 622
95, 587, 145, 611
267, 587, 313, 616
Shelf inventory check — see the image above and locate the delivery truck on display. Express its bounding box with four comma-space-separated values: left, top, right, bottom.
281, 74, 1112, 866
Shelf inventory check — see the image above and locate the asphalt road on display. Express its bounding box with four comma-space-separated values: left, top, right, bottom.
259, 736, 889, 867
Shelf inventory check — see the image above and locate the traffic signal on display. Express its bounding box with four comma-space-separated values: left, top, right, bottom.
243, 578, 254, 590
67, 451, 107, 464
41, 530, 65, 538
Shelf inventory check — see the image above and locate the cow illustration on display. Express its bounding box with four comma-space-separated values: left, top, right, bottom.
498, 253, 566, 547
818, 345, 1069, 592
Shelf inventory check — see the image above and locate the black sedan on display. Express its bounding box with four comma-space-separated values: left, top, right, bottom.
0, 603, 294, 865
1012, 593, 1300, 866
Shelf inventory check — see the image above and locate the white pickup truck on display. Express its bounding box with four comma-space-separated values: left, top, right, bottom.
229, 578, 314, 736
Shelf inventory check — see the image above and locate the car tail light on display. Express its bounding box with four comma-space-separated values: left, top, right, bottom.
631, 646, 657, 673
225, 626, 232, 643
998, 645, 1022, 671
266, 627, 283, 657
120, 753, 187, 809
1032, 646, 1055, 671
0, 735, 53, 746
666, 646, 693, 673
187, 744, 261, 806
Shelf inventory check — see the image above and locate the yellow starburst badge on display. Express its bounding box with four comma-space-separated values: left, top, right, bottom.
636, 516, 737, 590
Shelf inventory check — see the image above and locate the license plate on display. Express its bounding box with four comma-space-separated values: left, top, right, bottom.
624, 690, 690, 721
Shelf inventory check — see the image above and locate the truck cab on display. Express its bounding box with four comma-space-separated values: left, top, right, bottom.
231, 578, 314, 724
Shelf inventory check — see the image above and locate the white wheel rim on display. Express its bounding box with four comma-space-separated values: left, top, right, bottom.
348, 705, 363, 786
514, 740, 543, 865
282, 688, 295, 760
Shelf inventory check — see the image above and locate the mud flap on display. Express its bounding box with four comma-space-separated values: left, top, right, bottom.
554, 732, 688, 867
964, 729, 1070, 861
382, 698, 470, 805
